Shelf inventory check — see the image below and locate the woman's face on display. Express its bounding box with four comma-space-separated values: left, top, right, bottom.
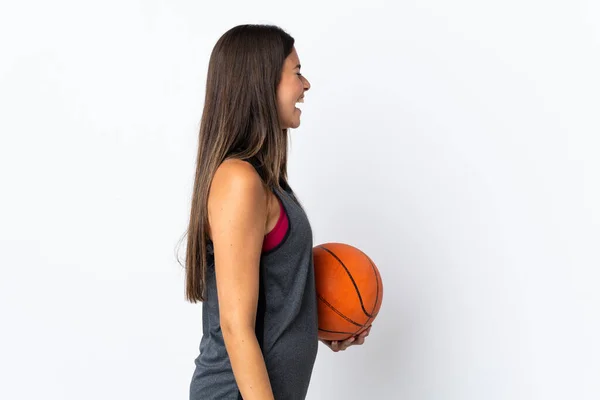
277, 47, 311, 129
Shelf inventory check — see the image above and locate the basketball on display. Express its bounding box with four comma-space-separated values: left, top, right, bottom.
313, 242, 384, 341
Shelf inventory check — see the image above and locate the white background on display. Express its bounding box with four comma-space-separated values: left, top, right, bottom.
1, 1, 599, 399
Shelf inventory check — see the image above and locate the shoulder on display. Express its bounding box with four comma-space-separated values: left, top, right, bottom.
210, 159, 266, 197
207, 159, 269, 231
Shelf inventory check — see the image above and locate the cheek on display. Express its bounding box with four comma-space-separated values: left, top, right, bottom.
276, 93, 293, 119
276, 92, 289, 111
277, 77, 301, 109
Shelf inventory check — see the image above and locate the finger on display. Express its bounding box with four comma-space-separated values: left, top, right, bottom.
331, 341, 339, 352
354, 336, 366, 345
340, 336, 355, 350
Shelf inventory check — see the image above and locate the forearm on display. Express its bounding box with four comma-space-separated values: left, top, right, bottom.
222, 326, 274, 400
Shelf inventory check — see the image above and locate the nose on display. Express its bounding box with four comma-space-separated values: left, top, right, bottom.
303, 76, 311, 92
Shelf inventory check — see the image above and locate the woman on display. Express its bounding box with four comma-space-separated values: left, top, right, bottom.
184, 24, 371, 400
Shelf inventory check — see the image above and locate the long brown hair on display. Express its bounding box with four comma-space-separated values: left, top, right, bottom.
178, 24, 296, 303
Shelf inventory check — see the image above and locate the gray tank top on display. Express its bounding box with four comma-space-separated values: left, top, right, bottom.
189, 183, 319, 400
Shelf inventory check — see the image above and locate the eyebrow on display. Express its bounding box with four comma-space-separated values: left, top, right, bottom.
294, 64, 301, 70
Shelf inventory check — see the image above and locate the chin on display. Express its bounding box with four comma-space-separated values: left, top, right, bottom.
291, 116, 302, 128
283, 120, 301, 130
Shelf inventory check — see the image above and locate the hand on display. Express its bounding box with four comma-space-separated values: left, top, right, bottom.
319, 325, 372, 352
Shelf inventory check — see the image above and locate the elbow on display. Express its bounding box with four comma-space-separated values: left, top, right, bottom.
220, 318, 255, 339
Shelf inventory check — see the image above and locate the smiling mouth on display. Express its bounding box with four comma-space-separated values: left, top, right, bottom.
295, 96, 304, 114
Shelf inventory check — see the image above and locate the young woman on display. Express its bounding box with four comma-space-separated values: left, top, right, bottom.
184, 24, 371, 400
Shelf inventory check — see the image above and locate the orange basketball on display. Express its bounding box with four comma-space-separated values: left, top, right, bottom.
313, 242, 383, 341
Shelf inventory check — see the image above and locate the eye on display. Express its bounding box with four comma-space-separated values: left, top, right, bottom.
296, 72, 302, 77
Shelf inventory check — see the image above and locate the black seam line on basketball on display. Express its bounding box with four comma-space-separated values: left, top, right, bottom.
347, 254, 381, 337
365, 254, 380, 317
319, 328, 356, 334
317, 294, 363, 327
317, 245, 375, 318
348, 252, 381, 337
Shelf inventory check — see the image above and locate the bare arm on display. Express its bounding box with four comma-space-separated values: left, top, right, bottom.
208, 160, 274, 400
